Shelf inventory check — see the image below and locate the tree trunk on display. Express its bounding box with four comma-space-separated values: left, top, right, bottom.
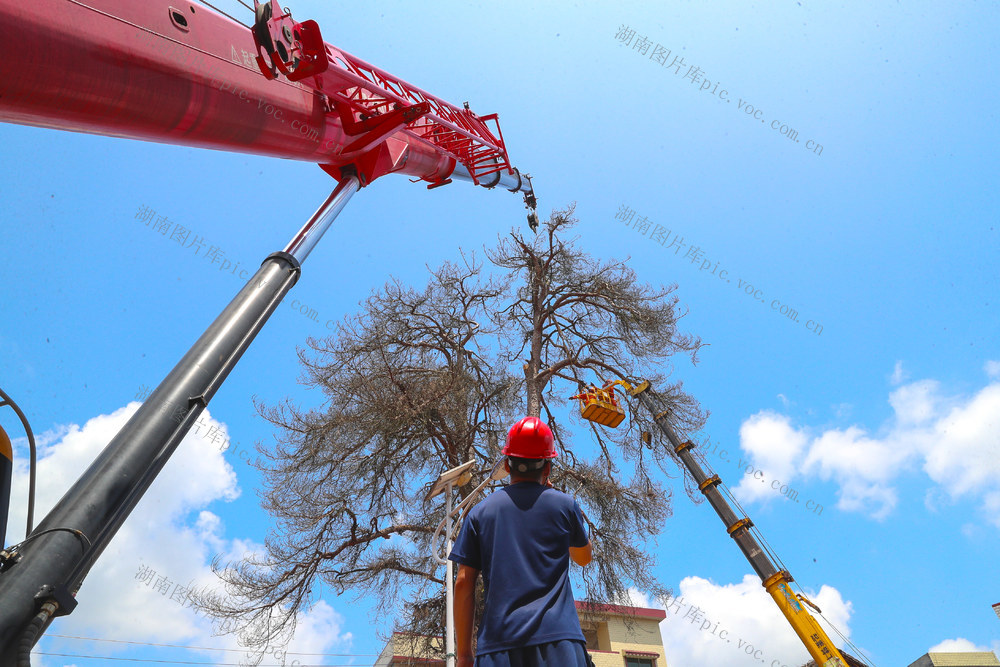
524, 256, 545, 417
524, 362, 542, 417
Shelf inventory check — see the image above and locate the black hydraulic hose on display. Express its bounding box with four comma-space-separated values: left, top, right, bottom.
0, 387, 37, 536
16, 601, 55, 667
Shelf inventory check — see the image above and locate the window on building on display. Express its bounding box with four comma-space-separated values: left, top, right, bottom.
624, 657, 655, 667
580, 620, 609, 651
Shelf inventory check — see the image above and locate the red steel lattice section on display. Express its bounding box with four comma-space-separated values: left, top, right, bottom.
319, 44, 513, 184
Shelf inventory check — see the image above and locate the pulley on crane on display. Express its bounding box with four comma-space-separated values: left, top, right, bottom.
251, 0, 327, 82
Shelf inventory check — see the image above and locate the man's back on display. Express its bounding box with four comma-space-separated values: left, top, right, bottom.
450, 481, 589, 654
451, 417, 593, 667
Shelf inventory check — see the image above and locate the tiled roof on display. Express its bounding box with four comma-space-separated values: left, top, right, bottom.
916, 653, 1000, 667
575, 600, 667, 620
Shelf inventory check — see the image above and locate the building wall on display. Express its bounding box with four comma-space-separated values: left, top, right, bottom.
375, 633, 445, 666
380, 605, 669, 667
579, 609, 667, 667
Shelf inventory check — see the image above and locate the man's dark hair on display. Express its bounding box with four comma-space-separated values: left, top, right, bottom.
508, 456, 548, 482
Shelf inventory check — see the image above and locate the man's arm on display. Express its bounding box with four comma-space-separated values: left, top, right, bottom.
569, 541, 592, 566
569, 506, 592, 566
454, 564, 479, 667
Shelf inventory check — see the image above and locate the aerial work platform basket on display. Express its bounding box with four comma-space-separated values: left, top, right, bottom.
570, 382, 626, 428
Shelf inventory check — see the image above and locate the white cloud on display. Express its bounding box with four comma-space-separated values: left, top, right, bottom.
657, 575, 854, 667
888, 379, 944, 426
985, 360, 1000, 379
5, 403, 352, 666
928, 637, 990, 652
734, 369, 1000, 523
732, 412, 809, 504
626, 587, 657, 609
924, 385, 1000, 498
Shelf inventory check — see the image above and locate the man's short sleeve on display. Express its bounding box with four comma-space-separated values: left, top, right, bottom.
448, 513, 482, 570
569, 499, 589, 548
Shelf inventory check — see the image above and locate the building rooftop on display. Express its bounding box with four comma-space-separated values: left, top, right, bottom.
575, 600, 667, 621
907, 652, 1000, 667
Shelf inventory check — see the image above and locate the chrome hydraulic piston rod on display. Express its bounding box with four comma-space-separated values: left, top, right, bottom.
0, 181, 358, 663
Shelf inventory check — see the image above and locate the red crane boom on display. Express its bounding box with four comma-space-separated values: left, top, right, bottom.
0, 0, 536, 209
0, 2, 538, 662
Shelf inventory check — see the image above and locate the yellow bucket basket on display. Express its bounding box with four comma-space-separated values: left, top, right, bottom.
570, 385, 625, 428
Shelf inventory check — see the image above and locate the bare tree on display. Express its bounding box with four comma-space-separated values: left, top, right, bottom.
196, 258, 517, 656
489, 205, 705, 611
198, 206, 706, 658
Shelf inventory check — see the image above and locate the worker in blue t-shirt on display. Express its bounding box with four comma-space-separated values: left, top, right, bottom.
449, 416, 594, 667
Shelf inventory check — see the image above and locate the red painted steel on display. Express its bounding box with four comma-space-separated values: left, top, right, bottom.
0, 0, 516, 188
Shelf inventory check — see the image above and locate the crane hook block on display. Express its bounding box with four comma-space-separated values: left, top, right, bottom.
570, 383, 626, 428
252, 0, 329, 82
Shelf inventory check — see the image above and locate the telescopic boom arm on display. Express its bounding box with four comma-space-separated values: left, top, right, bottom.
621, 380, 863, 667
0, 0, 538, 222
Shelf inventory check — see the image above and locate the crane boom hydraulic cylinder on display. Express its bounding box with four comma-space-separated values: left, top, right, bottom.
0, 177, 359, 663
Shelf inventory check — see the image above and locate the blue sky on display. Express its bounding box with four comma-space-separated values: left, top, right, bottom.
1, 0, 998, 665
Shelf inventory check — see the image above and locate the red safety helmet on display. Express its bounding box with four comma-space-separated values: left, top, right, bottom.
502, 416, 557, 459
